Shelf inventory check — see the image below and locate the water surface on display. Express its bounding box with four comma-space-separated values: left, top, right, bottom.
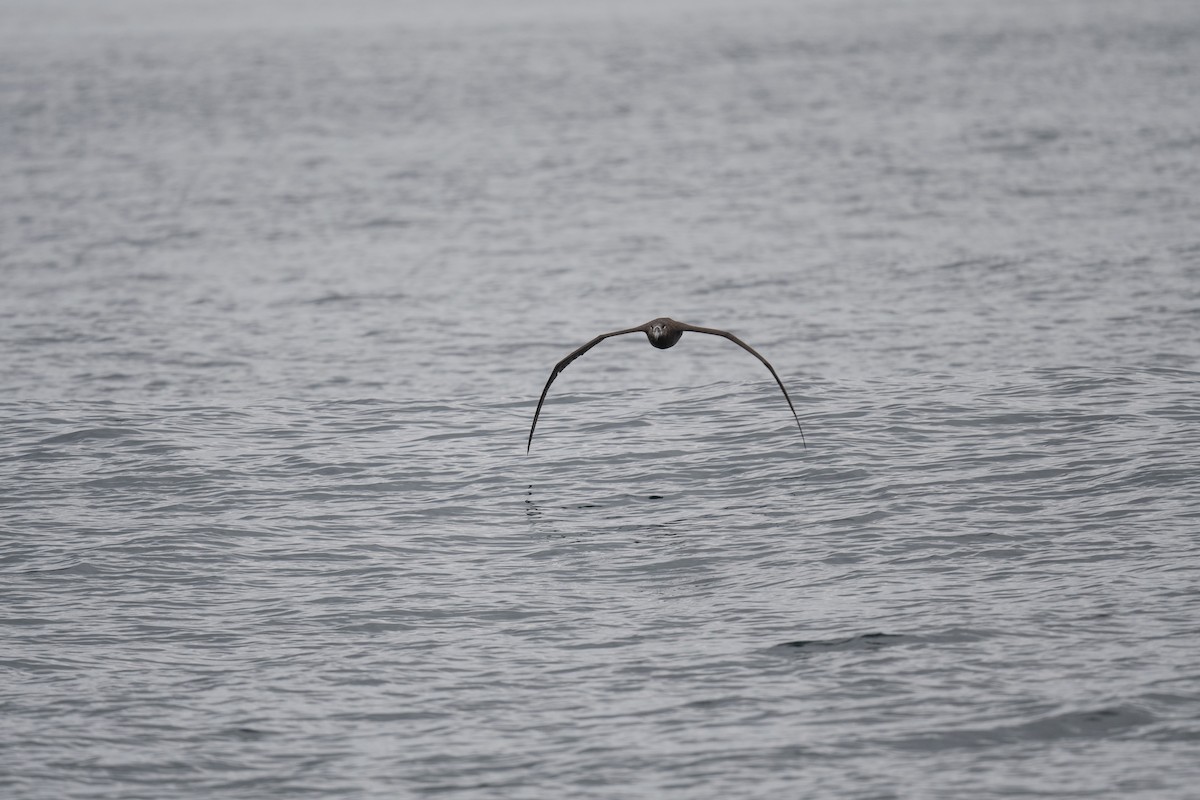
2, 0, 1199, 797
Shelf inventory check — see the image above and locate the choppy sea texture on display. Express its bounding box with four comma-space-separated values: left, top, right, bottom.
3, 0, 1200, 797
5, 364, 1200, 797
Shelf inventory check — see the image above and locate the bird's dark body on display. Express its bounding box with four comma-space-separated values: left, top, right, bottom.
645, 317, 683, 349
526, 317, 806, 452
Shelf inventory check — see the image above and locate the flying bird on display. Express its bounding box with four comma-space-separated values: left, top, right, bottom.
527, 317, 806, 452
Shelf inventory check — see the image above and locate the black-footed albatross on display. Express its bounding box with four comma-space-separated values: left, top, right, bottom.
527, 317, 806, 452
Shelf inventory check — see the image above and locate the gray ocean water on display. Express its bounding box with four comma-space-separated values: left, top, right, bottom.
3, 0, 1200, 797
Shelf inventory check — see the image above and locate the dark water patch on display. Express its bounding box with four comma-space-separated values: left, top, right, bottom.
354, 217, 415, 230
770, 632, 905, 654
892, 703, 1162, 750
220, 726, 273, 741
39, 426, 134, 445
302, 290, 408, 305
7, 561, 104, 577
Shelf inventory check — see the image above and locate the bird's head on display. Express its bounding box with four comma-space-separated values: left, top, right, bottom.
645, 318, 682, 350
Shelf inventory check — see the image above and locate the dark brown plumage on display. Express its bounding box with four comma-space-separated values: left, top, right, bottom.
527, 317, 806, 452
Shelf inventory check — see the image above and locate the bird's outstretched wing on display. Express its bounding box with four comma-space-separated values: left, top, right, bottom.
527, 324, 648, 452
675, 322, 807, 449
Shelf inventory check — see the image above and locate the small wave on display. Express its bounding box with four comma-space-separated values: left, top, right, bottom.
892, 703, 1161, 750
39, 427, 131, 445
770, 632, 905, 653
